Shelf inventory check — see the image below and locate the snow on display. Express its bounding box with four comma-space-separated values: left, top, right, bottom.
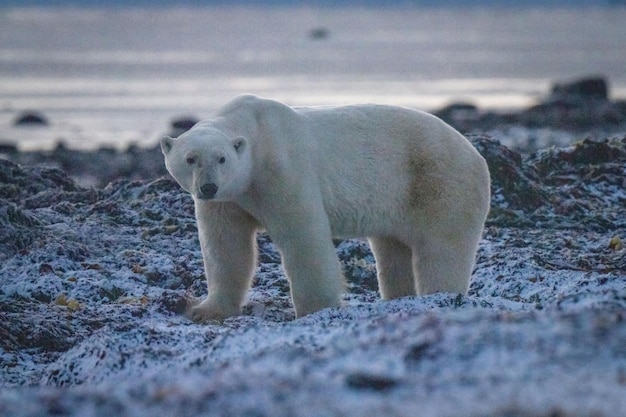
1, 135, 626, 416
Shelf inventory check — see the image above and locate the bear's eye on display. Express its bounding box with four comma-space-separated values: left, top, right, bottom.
218, 156, 226, 164
186, 156, 196, 165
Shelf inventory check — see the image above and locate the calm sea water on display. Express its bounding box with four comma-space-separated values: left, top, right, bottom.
1, 6, 625, 149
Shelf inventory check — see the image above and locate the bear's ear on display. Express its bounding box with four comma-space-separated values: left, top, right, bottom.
160, 136, 175, 155
232, 136, 247, 154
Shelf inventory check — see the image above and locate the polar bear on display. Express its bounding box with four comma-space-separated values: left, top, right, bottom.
161, 94, 490, 322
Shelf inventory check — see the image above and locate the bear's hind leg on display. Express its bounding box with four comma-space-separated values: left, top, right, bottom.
411, 234, 478, 296
369, 237, 416, 299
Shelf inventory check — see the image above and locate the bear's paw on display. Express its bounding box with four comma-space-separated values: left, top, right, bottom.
185, 295, 241, 323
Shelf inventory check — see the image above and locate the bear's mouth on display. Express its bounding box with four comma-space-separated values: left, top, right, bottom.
197, 182, 218, 199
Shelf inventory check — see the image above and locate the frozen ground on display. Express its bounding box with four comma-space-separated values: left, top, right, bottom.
1, 134, 625, 416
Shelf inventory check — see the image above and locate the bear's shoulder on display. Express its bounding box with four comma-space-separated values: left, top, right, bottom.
219, 94, 292, 117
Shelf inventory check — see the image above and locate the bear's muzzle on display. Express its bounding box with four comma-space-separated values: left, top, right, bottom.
198, 183, 218, 199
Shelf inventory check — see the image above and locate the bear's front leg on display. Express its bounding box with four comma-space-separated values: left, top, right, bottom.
266, 200, 343, 318
188, 200, 259, 322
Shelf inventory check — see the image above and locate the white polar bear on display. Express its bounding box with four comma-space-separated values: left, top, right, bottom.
161, 94, 490, 322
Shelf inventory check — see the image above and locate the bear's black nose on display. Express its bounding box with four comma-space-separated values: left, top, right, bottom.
199, 183, 218, 199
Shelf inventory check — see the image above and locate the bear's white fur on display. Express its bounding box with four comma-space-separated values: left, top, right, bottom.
161, 94, 490, 321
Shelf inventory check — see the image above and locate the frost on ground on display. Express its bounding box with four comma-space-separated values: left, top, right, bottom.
1, 135, 625, 417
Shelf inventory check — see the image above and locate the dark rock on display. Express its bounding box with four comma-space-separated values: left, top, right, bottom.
0, 159, 26, 200
469, 134, 547, 211
309, 27, 330, 40
170, 117, 199, 134
436, 102, 478, 120
520, 98, 624, 130
1, 305, 75, 352
472, 98, 626, 132
551, 76, 609, 101
404, 340, 438, 362
345, 372, 399, 391
5, 144, 169, 189
562, 137, 626, 165
14, 111, 49, 126
0, 159, 78, 201
529, 136, 626, 177
468, 110, 521, 131
469, 133, 626, 230
0, 199, 41, 258
0, 143, 18, 154
517, 76, 614, 130
455, 76, 626, 134
613, 100, 626, 117
435, 102, 479, 131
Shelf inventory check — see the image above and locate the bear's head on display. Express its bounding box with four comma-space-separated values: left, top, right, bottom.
160, 126, 250, 201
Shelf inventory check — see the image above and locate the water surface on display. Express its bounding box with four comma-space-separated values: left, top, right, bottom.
1, 6, 624, 149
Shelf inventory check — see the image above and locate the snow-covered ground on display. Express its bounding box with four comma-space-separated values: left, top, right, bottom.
1, 135, 624, 416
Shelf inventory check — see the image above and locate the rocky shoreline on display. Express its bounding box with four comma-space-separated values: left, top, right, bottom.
1, 78, 626, 416
3, 76, 626, 188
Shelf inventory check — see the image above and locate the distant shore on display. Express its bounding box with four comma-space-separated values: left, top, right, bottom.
2, 76, 625, 188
